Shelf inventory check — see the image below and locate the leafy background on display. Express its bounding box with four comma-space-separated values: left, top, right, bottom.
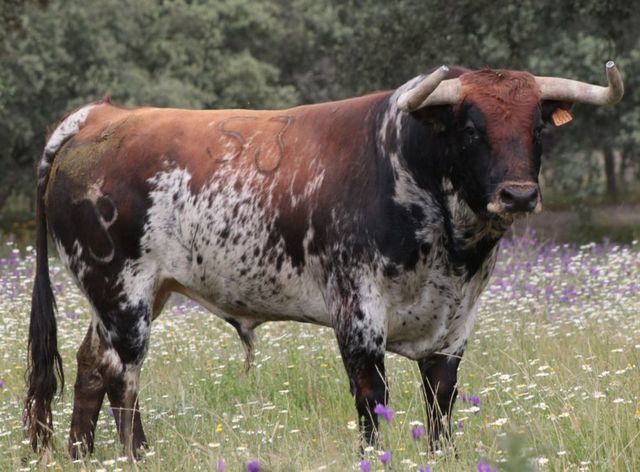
1, 0, 639, 239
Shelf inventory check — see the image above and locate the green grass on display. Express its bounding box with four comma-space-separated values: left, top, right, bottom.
0, 240, 639, 471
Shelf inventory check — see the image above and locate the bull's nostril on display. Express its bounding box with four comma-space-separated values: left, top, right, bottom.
500, 188, 515, 206
499, 186, 538, 212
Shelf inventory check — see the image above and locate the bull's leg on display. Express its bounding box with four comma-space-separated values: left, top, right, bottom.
417, 352, 462, 450
333, 298, 388, 447
68, 324, 107, 459
68, 301, 152, 460
106, 365, 147, 457
103, 302, 152, 459
343, 347, 387, 446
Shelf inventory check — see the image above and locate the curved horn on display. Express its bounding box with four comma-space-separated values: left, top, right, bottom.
536, 61, 624, 106
397, 65, 462, 112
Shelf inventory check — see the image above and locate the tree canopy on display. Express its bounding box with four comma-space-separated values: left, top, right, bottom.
1, 0, 639, 211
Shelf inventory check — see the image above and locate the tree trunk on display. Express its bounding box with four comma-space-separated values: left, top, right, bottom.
0, 174, 16, 214
618, 148, 627, 189
585, 150, 594, 186
603, 145, 617, 201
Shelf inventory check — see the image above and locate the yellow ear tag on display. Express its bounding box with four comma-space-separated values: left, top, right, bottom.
552, 108, 573, 126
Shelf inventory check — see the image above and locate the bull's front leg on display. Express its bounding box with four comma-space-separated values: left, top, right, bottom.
331, 289, 388, 447
417, 352, 462, 451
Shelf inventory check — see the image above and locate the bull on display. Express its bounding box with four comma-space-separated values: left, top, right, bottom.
25, 61, 623, 457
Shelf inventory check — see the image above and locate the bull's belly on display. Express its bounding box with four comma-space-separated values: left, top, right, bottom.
149, 238, 480, 361
150, 224, 478, 361
168, 257, 331, 326
172, 260, 476, 362
150, 230, 478, 360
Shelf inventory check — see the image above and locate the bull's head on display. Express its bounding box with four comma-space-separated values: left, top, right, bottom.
398, 62, 624, 219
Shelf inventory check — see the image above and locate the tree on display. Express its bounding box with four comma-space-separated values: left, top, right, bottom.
0, 0, 638, 219
0, 0, 301, 213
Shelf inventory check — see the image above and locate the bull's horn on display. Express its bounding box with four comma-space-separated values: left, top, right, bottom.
397, 65, 462, 111
536, 61, 624, 106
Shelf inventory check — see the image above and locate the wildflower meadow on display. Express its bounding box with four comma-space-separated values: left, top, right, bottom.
0, 232, 638, 471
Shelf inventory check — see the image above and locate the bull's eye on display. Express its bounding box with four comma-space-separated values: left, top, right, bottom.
464, 120, 478, 140
534, 124, 544, 141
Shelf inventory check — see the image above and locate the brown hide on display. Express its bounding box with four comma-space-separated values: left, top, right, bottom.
49, 93, 389, 223
459, 70, 541, 177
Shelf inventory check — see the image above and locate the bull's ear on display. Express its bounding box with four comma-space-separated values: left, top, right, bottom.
410, 105, 453, 134
542, 101, 574, 127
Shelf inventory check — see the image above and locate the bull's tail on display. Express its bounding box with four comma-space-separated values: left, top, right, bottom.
25, 155, 65, 453
24, 112, 80, 451
24, 102, 97, 451
24, 101, 97, 452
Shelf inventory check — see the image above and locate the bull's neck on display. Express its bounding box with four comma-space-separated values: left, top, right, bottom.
376, 90, 507, 275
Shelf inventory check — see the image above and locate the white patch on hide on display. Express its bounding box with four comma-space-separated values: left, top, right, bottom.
133, 165, 329, 327
39, 103, 95, 182
101, 348, 124, 375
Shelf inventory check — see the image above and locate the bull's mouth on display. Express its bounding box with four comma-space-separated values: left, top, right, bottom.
486, 182, 542, 219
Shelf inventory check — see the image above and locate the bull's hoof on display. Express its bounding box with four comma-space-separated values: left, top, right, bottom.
428, 438, 457, 458
68, 438, 92, 461
124, 438, 149, 462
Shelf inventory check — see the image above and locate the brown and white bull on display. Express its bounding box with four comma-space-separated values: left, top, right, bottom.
26, 61, 623, 457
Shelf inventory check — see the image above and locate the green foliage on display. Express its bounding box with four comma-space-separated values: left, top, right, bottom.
1, 0, 639, 214
0, 0, 303, 204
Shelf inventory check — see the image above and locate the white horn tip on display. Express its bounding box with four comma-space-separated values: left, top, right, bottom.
606, 60, 616, 69
440, 65, 450, 73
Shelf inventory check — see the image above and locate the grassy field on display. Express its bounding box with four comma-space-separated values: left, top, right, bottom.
0, 234, 639, 471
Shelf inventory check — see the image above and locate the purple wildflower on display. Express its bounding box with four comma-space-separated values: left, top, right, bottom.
216, 459, 226, 471
246, 460, 260, 472
456, 421, 464, 429
544, 285, 554, 301
359, 460, 372, 472
478, 460, 497, 472
373, 403, 394, 422
419, 467, 432, 472
560, 284, 577, 303
412, 425, 426, 440
0, 379, 5, 389
469, 395, 480, 407
379, 451, 392, 465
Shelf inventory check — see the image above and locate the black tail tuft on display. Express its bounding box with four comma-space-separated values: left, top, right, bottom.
24, 178, 64, 452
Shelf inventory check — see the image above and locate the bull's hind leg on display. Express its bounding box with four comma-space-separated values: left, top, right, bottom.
107, 365, 148, 457
68, 271, 156, 459
68, 324, 108, 458
100, 301, 153, 458
68, 301, 152, 459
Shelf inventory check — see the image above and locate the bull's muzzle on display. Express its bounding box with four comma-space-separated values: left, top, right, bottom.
487, 182, 542, 216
